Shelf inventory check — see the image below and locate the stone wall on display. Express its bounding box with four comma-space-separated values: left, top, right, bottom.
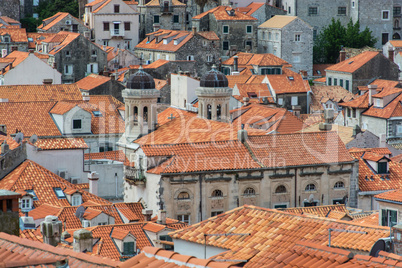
0, 0, 20, 21
0, 210, 19, 236
0, 142, 26, 180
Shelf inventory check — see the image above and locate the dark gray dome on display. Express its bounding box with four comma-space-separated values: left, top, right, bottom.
126, 68, 155, 89
200, 66, 228, 88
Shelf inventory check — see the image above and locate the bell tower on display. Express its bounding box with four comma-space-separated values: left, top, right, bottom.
122, 67, 160, 141
196, 65, 232, 122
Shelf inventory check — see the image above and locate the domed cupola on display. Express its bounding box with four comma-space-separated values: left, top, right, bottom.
122, 66, 160, 140
200, 66, 229, 88
127, 67, 156, 90
196, 65, 233, 122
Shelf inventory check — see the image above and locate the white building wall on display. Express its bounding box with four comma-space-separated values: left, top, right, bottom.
170, 73, 200, 109
173, 239, 228, 259
361, 116, 387, 137
3, 54, 62, 85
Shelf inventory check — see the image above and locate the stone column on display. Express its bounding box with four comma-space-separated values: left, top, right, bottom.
128, 103, 133, 132
138, 104, 143, 134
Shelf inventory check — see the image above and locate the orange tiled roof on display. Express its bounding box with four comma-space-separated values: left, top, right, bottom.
119, 246, 239, 268
0, 16, 20, 25
143, 222, 166, 233
363, 93, 402, 119
313, 77, 326, 83
0, 84, 82, 102
114, 202, 144, 222
144, 140, 261, 174
170, 205, 390, 267
231, 104, 305, 133
0, 137, 20, 150
222, 52, 289, 69
310, 85, 356, 111
0, 160, 110, 208
47, 31, 80, 55
111, 228, 131, 240
193, 6, 257, 21
299, 113, 325, 127
85, 150, 127, 162
339, 91, 369, 109
0, 28, 27, 43
301, 124, 355, 145
0, 232, 120, 267
157, 106, 197, 126
232, 83, 274, 104
0, 101, 62, 137
349, 148, 402, 192
259, 15, 298, 29
38, 12, 70, 31
265, 69, 310, 94
375, 189, 402, 203
0, 50, 30, 74
390, 40, 402, 48
352, 212, 379, 226
248, 131, 354, 167
154, 79, 168, 90
227, 74, 255, 88
236, 2, 264, 16
136, 30, 194, 52
151, 216, 188, 230
282, 204, 350, 218
31, 138, 88, 150
76, 74, 111, 91
135, 114, 266, 145
196, 31, 219, 41
326, 51, 380, 73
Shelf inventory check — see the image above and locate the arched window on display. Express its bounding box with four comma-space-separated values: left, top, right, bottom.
178, 191, 190, 200
305, 184, 316, 191
334, 181, 344, 189
217, 105, 221, 120
143, 106, 148, 122
133, 106, 138, 122
394, 32, 401, 40
275, 185, 287, 193
212, 189, 223, 197
207, 104, 212, 119
244, 187, 255, 196
395, 19, 400, 28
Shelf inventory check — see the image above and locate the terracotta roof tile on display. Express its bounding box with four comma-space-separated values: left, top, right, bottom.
38, 12, 70, 31
232, 83, 275, 104
31, 138, 88, 150
282, 204, 350, 218
0, 16, 20, 25
236, 2, 264, 16
196, 31, 219, 41
310, 85, 356, 112
266, 69, 310, 94
111, 228, 131, 240
76, 74, 111, 91
390, 40, 402, 48
136, 30, 194, 52
0, 28, 27, 43
363, 93, 402, 119
114, 202, 144, 222
0, 232, 120, 267
143, 222, 166, 233
0, 50, 31, 74
326, 51, 380, 73
223, 52, 289, 69
301, 124, 356, 145
352, 212, 379, 226
339, 92, 369, 109
193, 6, 257, 21
46, 31, 80, 55
85, 150, 127, 162
259, 15, 298, 28
0, 160, 110, 208
170, 205, 389, 267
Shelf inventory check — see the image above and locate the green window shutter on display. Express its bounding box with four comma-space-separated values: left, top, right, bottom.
382, 209, 387, 226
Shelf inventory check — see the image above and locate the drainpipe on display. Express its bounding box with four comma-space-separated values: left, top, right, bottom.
199, 174, 202, 222
294, 168, 297, 207
115, 172, 118, 198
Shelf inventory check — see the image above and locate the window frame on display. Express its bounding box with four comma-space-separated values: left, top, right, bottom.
177, 191, 190, 200
382, 10, 390, 20
64, 64, 73, 75
222, 25, 229, 34
334, 181, 345, 189
294, 34, 301, 42
222, 41, 229, 51
246, 25, 252, 34
177, 214, 190, 224
72, 119, 82, 130
275, 185, 287, 194
308, 6, 318, 16
173, 15, 179, 23
54, 187, 66, 199
243, 187, 256, 196
114, 4, 120, 13
305, 183, 316, 192
382, 209, 397, 227
124, 22, 130, 31
103, 22, 109, 31
154, 15, 160, 24
211, 189, 223, 197
338, 6, 346, 15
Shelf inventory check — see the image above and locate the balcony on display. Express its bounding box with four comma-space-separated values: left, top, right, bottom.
160, 6, 173, 14
124, 166, 146, 185
111, 29, 124, 37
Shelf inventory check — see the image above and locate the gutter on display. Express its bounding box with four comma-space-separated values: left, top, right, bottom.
374, 198, 402, 205
358, 190, 388, 196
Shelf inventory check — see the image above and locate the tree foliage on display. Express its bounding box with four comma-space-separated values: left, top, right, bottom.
37, 0, 79, 23
314, 18, 377, 64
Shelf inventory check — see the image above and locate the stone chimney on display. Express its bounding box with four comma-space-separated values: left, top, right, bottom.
158, 210, 166, 225
389, 48, 394, 62
368, 84, 377, 106
393, 224, 402, 255
192, 26, 197, 35
88, 171, 99, 196
73, 229, 93, 253
40, 216, 62, 247
243, 97, 249, 106
82, 92, 90, 102
339, 50, 346, 62
238, 124, 248, 143
1, 140, 9, 154
61, 230, 71, 242
292, 105, 301, 118
352, 124, 361, 136
42, 79, 53, 85
319, 109, 334, 131
142, 209, 153, 221
233, 55, 238, 72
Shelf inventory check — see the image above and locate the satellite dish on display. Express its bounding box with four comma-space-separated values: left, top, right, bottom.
14, 132, 24, 144
29, 134, 38, 144
75, 205, 86, 220
309, 194, 314, 203
369, 238, 393, 257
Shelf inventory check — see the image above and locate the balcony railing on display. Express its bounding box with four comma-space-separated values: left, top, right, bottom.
125, 166, 146, 185
111, 29, 124, 37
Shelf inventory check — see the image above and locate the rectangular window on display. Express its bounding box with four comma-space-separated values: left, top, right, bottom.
313, 29, 317, 40
223, 41, 229, 50
308, 7, 317, 16
345, 80, 349, 91
347, 108, 351, 117
278, 98, 283, 105
340, 79, 343, 87
21, 199, 31, 209
54, 188, 66, 199
334, 78, 337, 86
103, 22, 109, 31
246, 25, 252, 33
103, 40, 109, 46
328, 77, 332, 85
394, 6, 401, 16
332, 199, 345, 205
245, 40, 252, 49
177, 214, 190, 224
72, 195, 81, 206
382, 10, 390, 20
352, 108, 356, 118
291, 96, 298, 105
294, 34, 301, 42
73, 119, 82, 129
382, 209, 397, 227
378, 162, 388, 174
207, 55, 213, 62
397, 125, 402, 134
274, 204, 287, 209
211, 211, 223, 217
114, 4, 120, 13
382, 33, 389, 45
124, 40, 131, 49
338, 6, 346, 15
65, 50, 70, 57
173, 15, 179, 23
154, 15, 160, 24
304, 201, 318, 207
64, 64, 73, 75
124, 22, 130, 31
123, 242, 135, 255
223, 25, 229, 34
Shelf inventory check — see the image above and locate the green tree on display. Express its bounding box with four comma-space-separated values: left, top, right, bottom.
313, 18, 377, 64
37, 0, 79, 23
20, 16, 39, 32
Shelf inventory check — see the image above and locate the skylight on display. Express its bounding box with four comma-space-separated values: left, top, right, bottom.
288, 76, 294, 81
25, 189, 38, 200
54, 187, 66, 199
92, 111, 102, 117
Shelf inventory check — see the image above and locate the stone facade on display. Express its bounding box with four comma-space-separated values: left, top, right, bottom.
38, 13, 90, 36
137, 0, 187, 40
258, 16, 313, 75
84, 79, 125, 102
0, 0, 20, 21
0, 141, 26, 180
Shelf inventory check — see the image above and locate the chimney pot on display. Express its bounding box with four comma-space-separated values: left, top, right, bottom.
192, 26, 197, 35
389, 48, 394, 62
142, 209, 153, 221
238, 125, 248, 143
158, 210, 166, 224
88, 171, 99, 196
40, 216, 62, 247
339, 50, 346, 62
73, 229, 93, 253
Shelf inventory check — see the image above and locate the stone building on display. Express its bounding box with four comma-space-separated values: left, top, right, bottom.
0, 0, 20, 21
84, 0, 139, 50
258, 15, 313, 76
37, 31, 107, 83
325, 51, 399, 94
134, 29, 220, 76
119, 67, 357, 224
37, 12, 90, 36
192, 6, 259, 58
0, 28, 28, 56
76, 73, 125, 102
137, 0, 187, 40
0, 190, 21, 236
